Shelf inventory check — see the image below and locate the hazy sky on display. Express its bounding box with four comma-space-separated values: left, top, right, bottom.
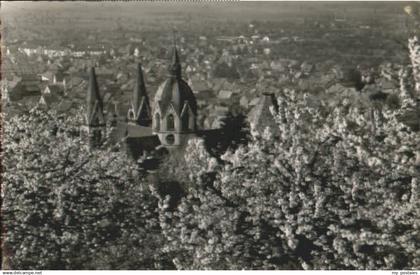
1, 1, 407, 22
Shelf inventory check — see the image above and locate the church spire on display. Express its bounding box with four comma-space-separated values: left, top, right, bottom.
86, 67, 104, 126
127, 63, 151, 126
169, 32, 182, 79
85, 67, 105, 149
153, 31, 198, 148
133, 63, 148, 112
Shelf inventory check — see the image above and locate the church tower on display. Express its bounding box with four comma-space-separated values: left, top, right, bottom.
127, 63, 152, 126
153, 44, 197, 148
85, 67, 105, 149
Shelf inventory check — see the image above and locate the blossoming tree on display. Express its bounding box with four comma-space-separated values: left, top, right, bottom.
157, 56, 419, 269
2, 109, 171, 269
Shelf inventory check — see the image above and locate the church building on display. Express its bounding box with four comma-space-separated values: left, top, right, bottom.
83, 42, 279, 162
152, 45, 198, 148
84, 43, 201, 160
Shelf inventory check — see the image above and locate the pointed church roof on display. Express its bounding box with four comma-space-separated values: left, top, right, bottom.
155, 78, 197, 116
86, 67, 104, 125
87, 67, 102, 111
155, 43, 197, 116
133, 63, 148, 112
169, 44, 182, 79
128, 64, 152, 126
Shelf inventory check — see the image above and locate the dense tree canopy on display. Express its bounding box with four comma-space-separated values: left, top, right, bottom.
157, 67, 419, 269
2, 109, 172, 269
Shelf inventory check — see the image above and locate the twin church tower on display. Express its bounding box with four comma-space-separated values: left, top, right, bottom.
84, 44, 198, 151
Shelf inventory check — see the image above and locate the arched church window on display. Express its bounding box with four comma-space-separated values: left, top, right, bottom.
167, 114, 175, 131
154, 113, 160, 131
182, 112, 189, 130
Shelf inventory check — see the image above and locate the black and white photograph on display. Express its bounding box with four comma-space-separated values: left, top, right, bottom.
1, 0, 419, 271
